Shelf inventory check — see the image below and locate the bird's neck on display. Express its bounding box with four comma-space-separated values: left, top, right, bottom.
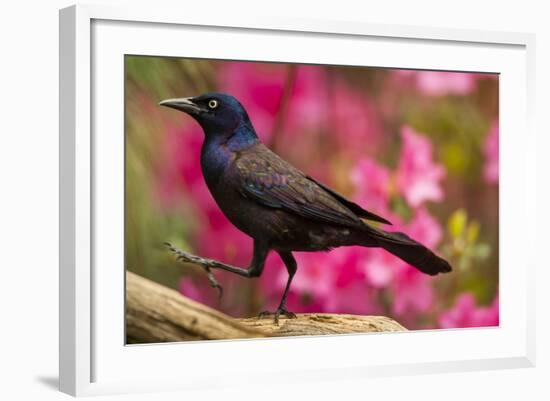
200, 126, 259, 186
204, 124, 259, 152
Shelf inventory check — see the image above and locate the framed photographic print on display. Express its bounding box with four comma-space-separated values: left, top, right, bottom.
59, 4, 536, 396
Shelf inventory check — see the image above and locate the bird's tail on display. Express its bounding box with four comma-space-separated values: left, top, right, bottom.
363, 227, 452, 275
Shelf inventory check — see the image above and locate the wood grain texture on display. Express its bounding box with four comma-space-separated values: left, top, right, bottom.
238, 314, 406, 337
126, 271, 265, 343
126, 271, 406, 344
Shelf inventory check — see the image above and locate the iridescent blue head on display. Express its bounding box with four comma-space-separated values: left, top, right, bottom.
159, 93, 258, 147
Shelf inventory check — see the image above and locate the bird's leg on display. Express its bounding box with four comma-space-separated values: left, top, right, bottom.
259, 251, 297, 325
165, 241, 268, 300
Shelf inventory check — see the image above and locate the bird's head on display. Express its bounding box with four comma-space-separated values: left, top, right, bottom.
159, 93, 254, 137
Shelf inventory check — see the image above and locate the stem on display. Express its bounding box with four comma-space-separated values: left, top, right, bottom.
269, 65, 297, 152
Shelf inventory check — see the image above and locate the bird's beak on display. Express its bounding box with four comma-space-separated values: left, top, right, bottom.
158, 97, 202, 114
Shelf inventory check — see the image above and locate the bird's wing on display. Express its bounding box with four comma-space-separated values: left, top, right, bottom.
305, 175, 392, 225
234, 144, 382, 229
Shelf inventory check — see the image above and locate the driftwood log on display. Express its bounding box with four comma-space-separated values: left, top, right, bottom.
126, 271, 407, 344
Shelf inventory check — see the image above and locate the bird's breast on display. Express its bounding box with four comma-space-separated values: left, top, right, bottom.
200, 142, 234, 188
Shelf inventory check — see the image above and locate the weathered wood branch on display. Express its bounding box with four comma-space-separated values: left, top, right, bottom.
126, 271, 406, 344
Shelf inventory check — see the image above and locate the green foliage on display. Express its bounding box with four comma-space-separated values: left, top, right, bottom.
443, 208, 491, 272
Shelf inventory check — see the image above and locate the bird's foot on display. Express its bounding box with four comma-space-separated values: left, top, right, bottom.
204, 267, 223, 301
258, 307, 297, 325
164, 242, 223, 301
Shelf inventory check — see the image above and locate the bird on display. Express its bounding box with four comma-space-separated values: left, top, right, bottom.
159, 92, 452, 323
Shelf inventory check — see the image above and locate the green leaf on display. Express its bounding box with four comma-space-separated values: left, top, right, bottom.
448, 209, 468, 239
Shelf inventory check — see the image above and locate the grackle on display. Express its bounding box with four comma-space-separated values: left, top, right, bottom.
160, 93, 452, 323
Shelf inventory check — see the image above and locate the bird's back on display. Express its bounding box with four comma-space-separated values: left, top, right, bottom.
239, 145, 362, 222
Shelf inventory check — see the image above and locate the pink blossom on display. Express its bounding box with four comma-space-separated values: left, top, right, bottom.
197, 212, 252, 265
396, 126, 446, 207
285, 65, 328, 132
263, 251, 338, 314
328, 79, 382, 152
389, 208, 442, 316
271, 290, 328, 314
392, 268, 434, 316
394, 70, 480, 96
219, 62, 286, 141
266, 207, 444, 316
154, 124, 204, 207
483, 121, 499, 184
351, 158, 391, 215
323, 281, 381, 315
265, 247, 383, 315
351, 155, 444, 310
415, 71, 477, 96
330, 247, 368, 288
361, 249, 401, 288
439, 293, 499, 328
283, 252, 340, 300
405, 206, 443, 248
265, 65, 331, 158
219, 62, 381, 155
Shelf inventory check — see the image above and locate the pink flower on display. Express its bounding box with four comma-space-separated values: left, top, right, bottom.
396, 126, 446, 207
394, 70, 480, 96
265, 207, 444, 317
219, 62, 286, 141
351, 158, 391, 215
323, 281, 381, 315
361, 249, 401, 288
264, 251, 338, 314
154, 124, 204, 208
265, 246, 383, 315
328, 79, 382, 152
219, 63, 326, 164
439, 293, 499, 328
197, 212, 252, 266
219, 62, 382, 158
285, 65, 328, 132
483, 121, 499, 184
392, 268, 434, 316
264, 65, 331, 157
405, 206, 443, 248
283, 252, 340, 300
350, 154, 445, 311
389, 208, 442, 316
415, 71, 477, 96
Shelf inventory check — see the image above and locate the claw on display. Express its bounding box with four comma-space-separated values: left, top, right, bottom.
257, 307, 297, 325
164, 242, 224, 302
281, 310, 296, 319
204, 266, 223, 302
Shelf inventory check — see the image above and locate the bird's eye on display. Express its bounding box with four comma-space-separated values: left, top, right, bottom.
208, 99, 219, 109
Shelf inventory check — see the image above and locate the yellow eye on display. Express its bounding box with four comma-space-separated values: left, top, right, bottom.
208, 99, 219, 109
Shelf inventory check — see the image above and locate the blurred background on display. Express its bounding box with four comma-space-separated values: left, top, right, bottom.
125, 55, 499, 330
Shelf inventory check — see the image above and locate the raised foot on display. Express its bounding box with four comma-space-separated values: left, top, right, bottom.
258, 307, 297, 325
164, 242, 223, 301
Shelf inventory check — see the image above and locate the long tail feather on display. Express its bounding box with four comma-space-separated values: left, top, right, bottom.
369, 229, 452, 275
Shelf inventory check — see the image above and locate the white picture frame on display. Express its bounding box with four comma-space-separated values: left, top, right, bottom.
59, 4, 536, 397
